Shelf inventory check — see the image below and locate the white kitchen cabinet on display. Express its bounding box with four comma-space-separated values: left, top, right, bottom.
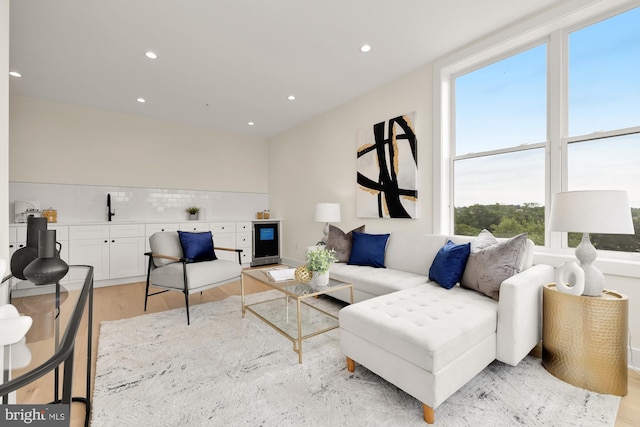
236, 222, 253, 265
109, 237, 146, 278
145, 223, 180, 235
8, 226, 20, 260
110, 223, 145, 238
179, 223, 210, 232
236, 222, 251, 233
68, 225, 110, 280
69, 237, 110, 281
210, 222, 236, 262
210, 222, 236, 234
69, 224, 146, 281
69, 224, 109, 240
109, 224, 146, 279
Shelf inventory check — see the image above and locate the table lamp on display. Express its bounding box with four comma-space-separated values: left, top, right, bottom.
549, 190, 635, 296
314, 203, 341, 244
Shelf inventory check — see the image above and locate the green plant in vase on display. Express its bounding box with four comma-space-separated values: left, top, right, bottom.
306, 247, 337, 289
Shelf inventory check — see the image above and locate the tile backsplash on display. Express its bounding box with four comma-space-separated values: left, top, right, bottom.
10, 182, 269, 223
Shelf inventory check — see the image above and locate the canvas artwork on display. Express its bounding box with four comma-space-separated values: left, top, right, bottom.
356, 113, 418, 218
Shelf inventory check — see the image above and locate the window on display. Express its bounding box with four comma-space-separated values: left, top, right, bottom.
566, 7, 640, 252
454, 150, 546, 244
441, 3, 640, 256
453, 44, 547, 245
568, 8, 640, 136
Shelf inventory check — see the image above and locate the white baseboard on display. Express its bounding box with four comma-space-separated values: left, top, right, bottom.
94, 275, 145, 288
629, 346, 640, 371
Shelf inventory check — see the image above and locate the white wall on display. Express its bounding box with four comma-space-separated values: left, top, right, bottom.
604, 274, 640, 366
9, 95, 269, 193
268, 65, 432, 262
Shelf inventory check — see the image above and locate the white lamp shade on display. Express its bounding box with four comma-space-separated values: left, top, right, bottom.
314, 203, 341, 223
549, 190, 634, 234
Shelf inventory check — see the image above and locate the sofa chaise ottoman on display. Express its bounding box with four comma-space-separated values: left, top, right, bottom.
330, 230, 553, 423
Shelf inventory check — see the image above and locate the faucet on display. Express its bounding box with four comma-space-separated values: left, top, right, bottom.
107, 193, 115, 221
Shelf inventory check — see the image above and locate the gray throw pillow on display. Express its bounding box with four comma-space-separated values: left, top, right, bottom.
461, 232, 528, 300
326, 225, 365, 263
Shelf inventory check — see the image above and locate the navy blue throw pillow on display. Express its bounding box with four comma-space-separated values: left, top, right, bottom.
428, 241, 471, 289
347, 231, 390, 268
178, 231, 217, 262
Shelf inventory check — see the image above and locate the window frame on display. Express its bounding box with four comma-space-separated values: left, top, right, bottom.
433, 0, 640, 274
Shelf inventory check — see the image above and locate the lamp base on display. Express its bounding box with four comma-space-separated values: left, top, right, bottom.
321, 222, 330, 244
575, 233, 604, 296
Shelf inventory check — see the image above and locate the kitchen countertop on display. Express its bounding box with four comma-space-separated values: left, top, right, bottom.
9, 218, 281, 226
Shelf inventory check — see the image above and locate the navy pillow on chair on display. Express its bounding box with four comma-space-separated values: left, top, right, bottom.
347, 231, 390, 268
428, 240, 471, 289
178, 231, 217, 262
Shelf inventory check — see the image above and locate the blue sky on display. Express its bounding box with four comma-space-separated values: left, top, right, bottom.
454, 6, 640, 208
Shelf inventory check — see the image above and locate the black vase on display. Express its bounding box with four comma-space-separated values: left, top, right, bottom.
10, 216, 48, 280
24, 230, 69, 285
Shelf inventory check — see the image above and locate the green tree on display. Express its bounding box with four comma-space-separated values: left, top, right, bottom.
455, 204, 639, 251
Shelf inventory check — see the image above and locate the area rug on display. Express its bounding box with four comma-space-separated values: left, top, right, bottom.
92, 292, 620, 426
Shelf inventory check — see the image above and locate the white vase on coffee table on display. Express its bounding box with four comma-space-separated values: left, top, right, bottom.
309, 271, 330, 290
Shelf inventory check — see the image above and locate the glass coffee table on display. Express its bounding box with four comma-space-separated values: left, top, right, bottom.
241, 268, 353, 363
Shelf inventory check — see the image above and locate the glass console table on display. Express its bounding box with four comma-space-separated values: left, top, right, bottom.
1, 265, 94, 427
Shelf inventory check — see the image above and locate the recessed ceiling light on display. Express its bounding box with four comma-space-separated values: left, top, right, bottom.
287, 95, 296, 101
360, 44, 372, 53
9, 71, 22, 77
137, 98, 146, 103
145, 51, 158, 59
248, 121, 255, 126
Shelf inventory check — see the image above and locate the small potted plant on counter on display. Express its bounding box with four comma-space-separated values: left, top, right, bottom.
185, 206, 200, 220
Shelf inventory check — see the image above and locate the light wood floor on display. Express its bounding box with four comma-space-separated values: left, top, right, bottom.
10, 279, 640, 426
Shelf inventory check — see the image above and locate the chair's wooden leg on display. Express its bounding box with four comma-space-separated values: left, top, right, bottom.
423, 403, 434, 424
346, 357, 355, 372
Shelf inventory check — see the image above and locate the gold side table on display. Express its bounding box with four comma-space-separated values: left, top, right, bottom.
542, 283, 628, 396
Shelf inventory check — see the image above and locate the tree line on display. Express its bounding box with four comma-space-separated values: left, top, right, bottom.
455, 203, 640, 252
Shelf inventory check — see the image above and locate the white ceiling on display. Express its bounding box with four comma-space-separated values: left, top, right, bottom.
9, 0, 563, 138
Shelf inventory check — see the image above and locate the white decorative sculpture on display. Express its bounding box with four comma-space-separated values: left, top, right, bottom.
0, 304, 33, 345
0, 259, 34, 346
555, 261, 585, 296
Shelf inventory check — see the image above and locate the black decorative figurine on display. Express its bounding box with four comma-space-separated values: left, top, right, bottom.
10, 216, 48, 279
23, 229, 69, 285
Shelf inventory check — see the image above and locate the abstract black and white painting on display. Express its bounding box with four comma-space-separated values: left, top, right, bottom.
356, 113, 418, 218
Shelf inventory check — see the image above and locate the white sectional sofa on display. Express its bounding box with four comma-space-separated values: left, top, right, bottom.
330, 231, 553, 424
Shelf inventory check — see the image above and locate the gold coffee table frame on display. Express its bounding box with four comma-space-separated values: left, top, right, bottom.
241, 268, 353, 363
